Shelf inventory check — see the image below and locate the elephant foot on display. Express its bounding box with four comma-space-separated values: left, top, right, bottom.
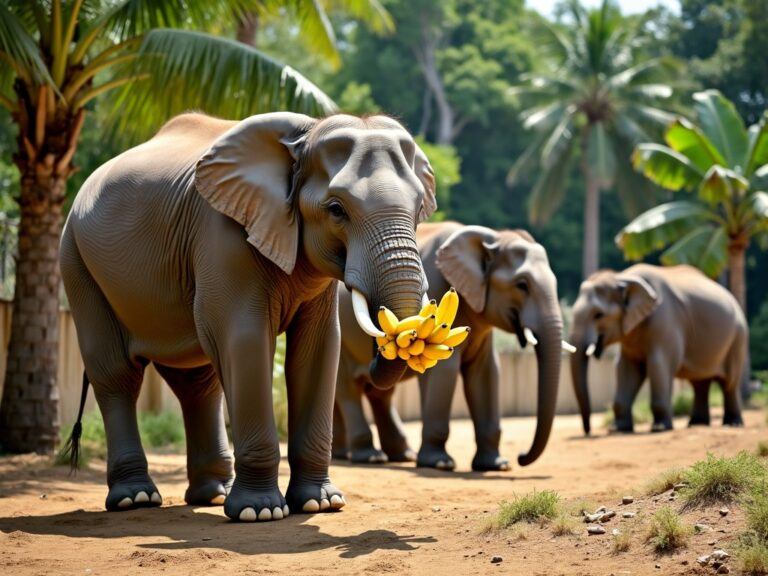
106, 479, 162, 512
472, 452, 510, 472
286, 479, 345, 514
417, 446, 455, 471
185, 475, 233, 506
609, 420, 634, 434
688, 414, 711, 427
651, 419, 673, 433
224, 482, 288, 522
349, 447, 388, 464
385, 447, 417, 463
722, 413, 744, 427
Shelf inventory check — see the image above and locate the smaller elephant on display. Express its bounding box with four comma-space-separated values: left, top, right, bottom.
333, 222, 566, 471
570, 264, 747, 435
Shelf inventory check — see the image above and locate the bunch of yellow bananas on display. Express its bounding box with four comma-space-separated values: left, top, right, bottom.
376, 288, 471, 374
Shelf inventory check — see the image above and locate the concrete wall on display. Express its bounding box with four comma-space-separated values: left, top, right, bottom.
0, 302, 650, 427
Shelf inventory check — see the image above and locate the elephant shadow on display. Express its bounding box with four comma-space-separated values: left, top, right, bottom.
0, 506, 435, 558
331, 459, 552, 482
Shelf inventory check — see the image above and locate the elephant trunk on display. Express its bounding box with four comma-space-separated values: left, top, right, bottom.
348, 217, 425, 390
518, 310, 562, 467
570, 341, 592, 436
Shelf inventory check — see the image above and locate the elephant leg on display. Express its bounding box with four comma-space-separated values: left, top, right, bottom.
366, 384, 415, 462
461, 338, 508, 472
332, 402, 348, 461
61, 244, 159, 511
647, 352, 674, 432
334, 354, 386, 464
417, 353, 461, 470
721, 380, 744, 427
285, 286, 345, 513
688, 380, 711, 426
154, 364, 234, 505
611, 355, 645, 433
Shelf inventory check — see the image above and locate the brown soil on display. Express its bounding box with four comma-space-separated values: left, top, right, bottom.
0, 409, 765, 575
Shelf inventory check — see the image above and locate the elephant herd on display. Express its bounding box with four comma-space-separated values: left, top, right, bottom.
60, 112, 748, 523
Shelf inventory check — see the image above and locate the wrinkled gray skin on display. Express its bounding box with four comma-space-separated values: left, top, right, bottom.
570, 264, 747, 435
60, 112, 436, 521
333, 222, 563, 470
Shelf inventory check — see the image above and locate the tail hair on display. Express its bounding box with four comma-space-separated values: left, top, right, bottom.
60, 371, 89, 475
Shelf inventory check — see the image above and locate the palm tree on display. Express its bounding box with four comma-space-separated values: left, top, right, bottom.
507, 0, 678, 278
616, 89, 768, 312
0, 0, 388, 454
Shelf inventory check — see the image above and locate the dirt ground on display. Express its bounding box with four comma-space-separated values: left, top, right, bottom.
0, 408, 766, 576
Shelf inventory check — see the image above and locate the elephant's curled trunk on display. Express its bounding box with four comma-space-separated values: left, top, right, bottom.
518, 312, 562, 466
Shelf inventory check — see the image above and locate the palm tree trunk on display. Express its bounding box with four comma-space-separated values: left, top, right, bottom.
0, 87, 80, 454
727, 237, 748, 312
236, 11, 259, 46
581, 128, 600, 279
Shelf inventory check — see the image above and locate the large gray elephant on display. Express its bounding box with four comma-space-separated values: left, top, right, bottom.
569, 264, 747, 435
333, 222, 565, 471
60, 112, 436, 522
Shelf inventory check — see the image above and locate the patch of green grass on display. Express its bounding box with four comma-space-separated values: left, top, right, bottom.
745, 488, 768, 542
682, 452, 766, 508
646, 507, 692, 552
672, 389, 693, 417
551, 513, 577, 536
758, 441, 768, 458
137, 411, 185, 450
603, 401, 653, 428
55, 410, 107, 466
485, 490, 560, 531
738, 534, 768, 575
613, 528, 632, 553
644, 467, 686, 495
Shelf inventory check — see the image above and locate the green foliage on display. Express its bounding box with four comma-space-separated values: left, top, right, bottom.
612, 528, 632, 553
751, 301, 768, 370
486, 490, 560, 531
738, 535, 768, 576
603, 401, 653, 427
681, 452, 766, 508
55, 410, 108, 466
644, 467, 687, 496
746, 489, 768, 542
646, 507, 692, 552
137, 411, 185, 450
758, 442, 768, 459
617, 90, 768, 280
414, 137, 461, 219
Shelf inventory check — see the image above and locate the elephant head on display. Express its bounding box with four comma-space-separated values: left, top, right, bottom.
435, 226, 564, 466
569, 270, 660, 435
195, 113, 436, 389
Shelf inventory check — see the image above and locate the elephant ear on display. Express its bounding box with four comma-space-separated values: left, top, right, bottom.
618, 275, 660, 335
195, 112, 317, 275
415, 144, 437, 222
435, 225, 499, 313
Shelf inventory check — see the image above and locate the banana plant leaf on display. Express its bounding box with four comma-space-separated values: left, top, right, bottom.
632, 144, 703, 191
660, 225, 727, 278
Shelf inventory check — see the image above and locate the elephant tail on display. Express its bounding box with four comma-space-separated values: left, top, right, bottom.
60, 371, 90, 474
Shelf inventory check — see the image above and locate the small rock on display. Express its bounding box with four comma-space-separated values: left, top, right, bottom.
599, 510, 616, 522
583, 513, 602, 523
622, 496, 634, 505
491, 556, 503, 564
432, 506, 441, 512
694, 523, 710, 533
202, 537, 212, 541
622, 512, 636, 519
719, 507, 729, 517
655, 563, 661, 569
39, 494, 47, 500
596, 506, 607, 513
711, 550, 730, 561
611, 528, 621, 536
587, 525, 606, 535
681, 559, 689, 566
716, 566, 730, 574
673, 483, 687, 491
697, 555, 710, 566
708, 540, 718, 546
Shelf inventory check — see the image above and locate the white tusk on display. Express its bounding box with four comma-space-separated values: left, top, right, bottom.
561, 341, 576, 353
585, 343, 596, 357
523, 327, 538, 346
351, 289, 386, 338
422, 292, 430, 308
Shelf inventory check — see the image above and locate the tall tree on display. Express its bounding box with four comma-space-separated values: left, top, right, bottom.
617, 89, 768, 313
508, 0, 678, 278
0, 0, 340, 454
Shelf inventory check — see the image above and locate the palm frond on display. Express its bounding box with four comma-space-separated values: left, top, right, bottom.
108, 28, 336, 139
528, 138, 575, 225
660, 225, 727, 277
322, 0, 394, 34
612, 131, 656, 216
0, 2, 55, 86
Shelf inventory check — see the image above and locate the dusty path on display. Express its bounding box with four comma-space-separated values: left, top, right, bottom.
0, 409, 765, 575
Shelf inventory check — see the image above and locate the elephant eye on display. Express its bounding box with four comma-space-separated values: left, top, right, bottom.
515, 281, 529, 294
327, 200, 347, 220
593, 311, 604, 321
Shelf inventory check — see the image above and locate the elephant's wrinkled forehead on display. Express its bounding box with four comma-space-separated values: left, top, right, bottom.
310, 114, 414, 155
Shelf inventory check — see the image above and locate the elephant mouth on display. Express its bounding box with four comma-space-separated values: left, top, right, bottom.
509, 308, 576, 353
584, 334, 605, 359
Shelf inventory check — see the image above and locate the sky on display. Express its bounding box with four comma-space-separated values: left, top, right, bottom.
528, 0, 678, 17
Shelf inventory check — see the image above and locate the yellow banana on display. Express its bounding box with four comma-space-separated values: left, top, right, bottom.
422, 344, 454, 361
422, 357, 438, 369
397, 347, 411, 361
379, 341, 398, 360
419, 299, 437, 317
396, 329, 417, 348
376, 335, 391, 347
407, 356, 425, 374
378, 306, 399, 335
416, 315, 436, 340
435, 287, 459, 326
395, 315, 424, 333
442, 326, 471, 347
408, 339, 425, 356
427, 323, 450, 344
